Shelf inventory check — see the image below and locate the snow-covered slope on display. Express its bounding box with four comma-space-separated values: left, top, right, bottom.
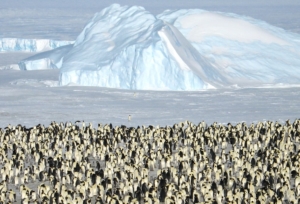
16, 4, 300, 90
0, 38, 73, 52
159, 10, 300, 86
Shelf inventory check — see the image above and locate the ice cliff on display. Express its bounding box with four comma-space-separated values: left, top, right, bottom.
0, 38, 73, 52
16, 4, 300, 90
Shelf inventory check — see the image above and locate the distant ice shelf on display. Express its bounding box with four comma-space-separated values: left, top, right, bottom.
0, 38, 73, 52
8, 4, 300, 90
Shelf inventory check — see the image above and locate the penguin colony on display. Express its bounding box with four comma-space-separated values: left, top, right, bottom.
0, 119, 300, 204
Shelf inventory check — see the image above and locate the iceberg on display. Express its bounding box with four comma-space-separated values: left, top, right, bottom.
16, 4, 300, 90
158, 9, 300, 86
59, 4, 215, 90
19, 44, 73, 70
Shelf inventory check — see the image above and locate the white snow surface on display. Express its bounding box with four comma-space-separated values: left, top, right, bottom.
10, 4, 300, 90
1, 69, 300, 129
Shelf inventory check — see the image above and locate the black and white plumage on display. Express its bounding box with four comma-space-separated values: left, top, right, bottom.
0, 119, 300, 203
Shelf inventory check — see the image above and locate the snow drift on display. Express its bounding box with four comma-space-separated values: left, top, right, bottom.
16, 4, 300, 90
